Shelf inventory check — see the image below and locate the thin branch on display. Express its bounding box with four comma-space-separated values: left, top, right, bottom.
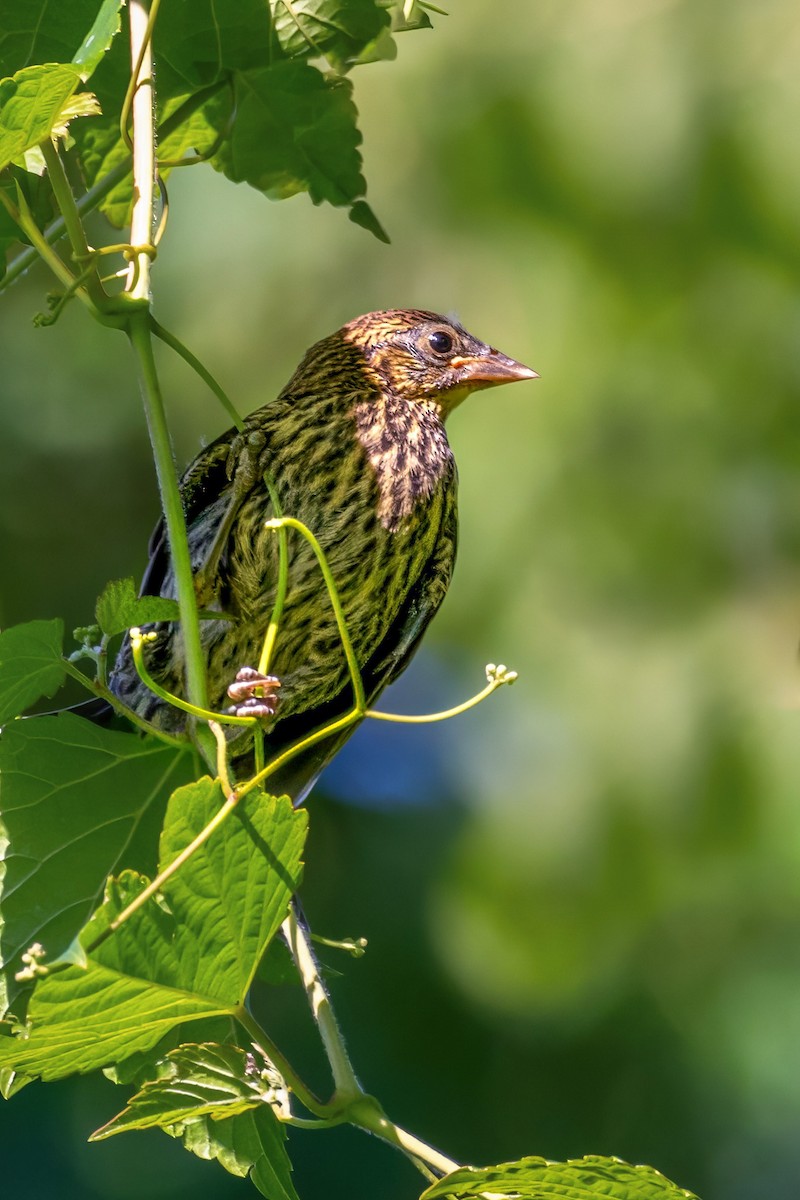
126, 315, 211, 723
39, 138, 109, 310
282, 906, 362, 1101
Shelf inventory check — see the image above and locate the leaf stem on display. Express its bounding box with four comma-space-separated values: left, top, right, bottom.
0, 187, 83, 301
60, 657, 185, 746
264, 517, 365, 711
257, 477, 289, 678
150, 316, 245, 432
366, 664, 517, 724
39, 138, 108, 311
234, 1006, 329, 1119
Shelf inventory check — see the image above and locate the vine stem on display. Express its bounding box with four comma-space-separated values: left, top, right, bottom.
282, 906, 361, 1100
127, 313, 211, 723
280, 906, 461, 1178
123, 0, 212, 755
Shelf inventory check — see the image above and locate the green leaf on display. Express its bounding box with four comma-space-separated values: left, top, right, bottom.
0, 716, 194, 1013
155, 781, 307, 1002
0, 618, 65, 723
72, 0, 125, 82
0, 63, 81, 173
349, 197, 389, 242
95, 578, 181, 637
420, 1156, 700, 1200
269, 0, 389, 71
92, 1042, 284, 1137
213, 62, 376, 230
387, 0, 434, 33
177, 1104, 299, 1200
0, 0, 110, 78
0, 781, 306, 1078
155, 0, 282, 89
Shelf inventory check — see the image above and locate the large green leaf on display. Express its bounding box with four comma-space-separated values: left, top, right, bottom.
420, 1156, 700, 1200
0, 0, 108, 78
95, 1030, 299, 1198
213, 63, 374, 218
155, 0, 283, 90
0, 780, 307, 1078
0, 716, 194, 1013
0, 63, 81, 173
72, 0, 125, 82
0, 618, 65, 724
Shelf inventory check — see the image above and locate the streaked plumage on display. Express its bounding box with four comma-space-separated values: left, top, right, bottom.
110, 309, 535, 799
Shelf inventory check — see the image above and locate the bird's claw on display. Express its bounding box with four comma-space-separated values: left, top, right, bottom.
226, 666, 281, 720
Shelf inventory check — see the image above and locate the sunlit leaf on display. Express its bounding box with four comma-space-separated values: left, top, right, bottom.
0, 63, 81, 173
92, 1042, 283, 1136
420, 1155, 700, 1200
0, 781, 306, 1078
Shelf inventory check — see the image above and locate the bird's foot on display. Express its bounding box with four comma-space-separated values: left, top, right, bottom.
226, 666, 281, 720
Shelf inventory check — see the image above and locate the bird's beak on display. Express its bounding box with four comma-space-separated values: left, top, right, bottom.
449, 351, 539, 387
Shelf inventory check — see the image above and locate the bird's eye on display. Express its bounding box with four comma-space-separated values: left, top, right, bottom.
427, 329, 454, 356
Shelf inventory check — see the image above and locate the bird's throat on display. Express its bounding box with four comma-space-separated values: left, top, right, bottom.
354, 395, 454, 532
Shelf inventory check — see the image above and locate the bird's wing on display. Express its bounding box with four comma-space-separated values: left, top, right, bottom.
260, 498, 458, 805
139, 433, 234, 599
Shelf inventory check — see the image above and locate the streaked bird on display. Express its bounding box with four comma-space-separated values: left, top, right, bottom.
110, 309, 537, 800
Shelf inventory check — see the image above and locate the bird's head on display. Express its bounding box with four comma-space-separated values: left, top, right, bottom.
341, 309, 538, 419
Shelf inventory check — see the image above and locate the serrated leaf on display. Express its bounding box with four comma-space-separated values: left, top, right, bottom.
50, 89, 101, 140
93, 1042, 282, 1137
269, 0, 389, 71
176, 1103, 299, 1200
0, 716, 194, 1013
156, 780, 307, 1002
0, 63, 81, 173
0, 780, 306, 1079
72, 0, 125, 82
0, 950, 231, 1080
420, 1155, 700, 1200
0, 618, 65, 723
95, 578, 181, 637
213, 62, 380, 234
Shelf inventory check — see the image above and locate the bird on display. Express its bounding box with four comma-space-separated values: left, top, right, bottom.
110, 309, 537, 801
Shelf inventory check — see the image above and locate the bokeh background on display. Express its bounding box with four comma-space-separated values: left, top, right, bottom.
3, 1, 800, 1197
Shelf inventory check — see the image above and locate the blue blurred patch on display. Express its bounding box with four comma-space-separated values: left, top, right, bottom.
319, 651, 456, 809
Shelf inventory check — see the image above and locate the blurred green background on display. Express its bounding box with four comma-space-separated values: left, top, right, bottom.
3, 1, 800, 1197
